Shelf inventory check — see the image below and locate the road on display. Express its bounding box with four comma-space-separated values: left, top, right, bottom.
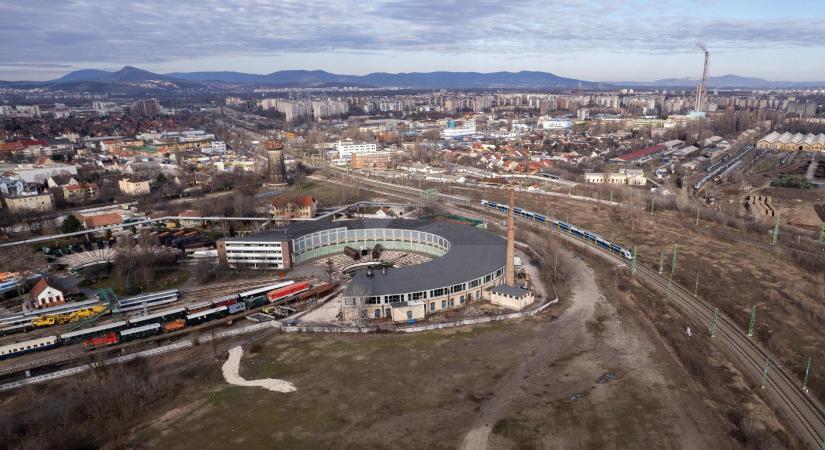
321, 169, 825, 449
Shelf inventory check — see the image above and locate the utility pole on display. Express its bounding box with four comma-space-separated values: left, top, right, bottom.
771, 213, 781, 245
803, 356, 812, 392
710, 307, 719, 337
747, 305, 757, 337
631, 246, 637, 274
651, 197, 655, 214
695, 208, 700, 226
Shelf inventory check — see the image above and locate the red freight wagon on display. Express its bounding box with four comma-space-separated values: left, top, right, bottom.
267, 281, 310, 303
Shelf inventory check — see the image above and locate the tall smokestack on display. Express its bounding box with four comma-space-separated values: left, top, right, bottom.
505, 188, 516, 286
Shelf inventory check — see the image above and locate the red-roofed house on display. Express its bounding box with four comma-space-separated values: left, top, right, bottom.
30, 278, 65, 309
270, 195, 316, 221
82, 212, 123, 230
612, 144, 664, 163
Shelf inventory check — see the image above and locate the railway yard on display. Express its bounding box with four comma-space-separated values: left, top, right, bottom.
2, 171, 825, 449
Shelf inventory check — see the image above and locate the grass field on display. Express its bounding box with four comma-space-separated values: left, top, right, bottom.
88, 268, 190, 296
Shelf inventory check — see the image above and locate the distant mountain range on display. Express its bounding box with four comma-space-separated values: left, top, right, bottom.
48, 67, 598, 89
612, 74, 825, 89
2, 66, 823, 91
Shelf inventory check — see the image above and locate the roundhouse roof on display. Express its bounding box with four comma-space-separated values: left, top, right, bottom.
226, 219, 506, 297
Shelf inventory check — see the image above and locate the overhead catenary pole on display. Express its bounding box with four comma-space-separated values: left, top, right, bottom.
694, 272, 700, 297
771, 213, 781, 245
658, 251, 665, 274
651, 197, 655, 214
803, 356, 812, 392
710, 307, 719, 337
747, 305, 757, 337
761, 356, 771, 389
671, 244, 679, 274
695, 208, 701, 226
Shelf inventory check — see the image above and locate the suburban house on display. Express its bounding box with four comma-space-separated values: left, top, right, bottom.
30, 278, 65, 309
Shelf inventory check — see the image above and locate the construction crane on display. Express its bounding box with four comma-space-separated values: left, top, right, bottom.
692, 43, 710, 116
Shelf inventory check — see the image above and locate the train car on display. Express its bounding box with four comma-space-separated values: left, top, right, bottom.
238, 281, 294, 301
127, 307, 186, 328
245, 295, 268, 310
186, 301, 213, 314
297, 282, 336, 301
120, 323, 162, 341
82, 332, 119, 350
227, 302, 247, 315
163, 319, 186, 332
0, 335, 59, 359
118, 289, 180, 312
266, 281, 310, 303
371, 243, 384, 260
59, 321, 128, 344
0, 322, 31, 337
212, 294, 240, 308
185, 306, 228, 326
343, 246, 360, 260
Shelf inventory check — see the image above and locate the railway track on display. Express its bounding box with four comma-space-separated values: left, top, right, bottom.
474, 200, 825, 449
323, 172, 825, 447
0, 280, 279, 347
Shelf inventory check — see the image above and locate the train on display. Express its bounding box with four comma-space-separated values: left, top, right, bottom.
479, 199, 633, 260
0, 290, 181, 336
0, 280, 317, 360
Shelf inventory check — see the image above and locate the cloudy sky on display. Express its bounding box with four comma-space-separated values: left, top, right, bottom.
1, 0, 823, 81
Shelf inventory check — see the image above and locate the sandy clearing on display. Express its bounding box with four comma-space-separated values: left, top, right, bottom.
222, 346, 297, 393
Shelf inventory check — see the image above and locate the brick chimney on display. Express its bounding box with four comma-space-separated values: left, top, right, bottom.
505, 187, 515, 286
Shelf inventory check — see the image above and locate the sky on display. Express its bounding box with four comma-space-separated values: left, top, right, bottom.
1, 0, 824, 82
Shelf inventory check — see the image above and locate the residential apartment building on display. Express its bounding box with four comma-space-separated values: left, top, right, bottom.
335, 139, 378, 159
4, 192, 54, 213
351, 151, 392, 169
118, 178, 151, 196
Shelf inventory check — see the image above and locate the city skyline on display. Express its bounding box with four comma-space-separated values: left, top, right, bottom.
1, 0, 824, 82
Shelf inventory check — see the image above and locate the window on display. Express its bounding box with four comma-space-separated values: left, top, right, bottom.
449, 299, 454, 307
460, 295, 465, 304
441, 300, 446, 309
374, 309, 381, 318
406, 311, 413, 320
469, 278, 480, 288
430, 302, 435, 311
476, 290, 481, 300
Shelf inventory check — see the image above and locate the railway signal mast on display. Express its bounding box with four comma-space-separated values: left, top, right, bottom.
690, 43, 710, 119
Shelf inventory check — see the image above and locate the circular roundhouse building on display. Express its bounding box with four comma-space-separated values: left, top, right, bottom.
217, 219, 507, 321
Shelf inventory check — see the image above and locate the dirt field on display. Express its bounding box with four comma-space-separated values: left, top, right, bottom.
491, 190, 825, 409
71, 246, 730, 449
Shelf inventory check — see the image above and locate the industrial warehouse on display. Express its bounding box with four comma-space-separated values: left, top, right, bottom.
216, 219, 522, 321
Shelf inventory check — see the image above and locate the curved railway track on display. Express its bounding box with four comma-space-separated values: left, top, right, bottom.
473, 201, 825, 449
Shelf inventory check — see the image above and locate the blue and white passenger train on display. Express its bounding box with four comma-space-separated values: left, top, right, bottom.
480, 199, 634, 261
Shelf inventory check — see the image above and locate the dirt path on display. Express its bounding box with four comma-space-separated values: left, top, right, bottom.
460, 250, 599, 450
460, 247, 731, 449
222, 346, 296, 393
